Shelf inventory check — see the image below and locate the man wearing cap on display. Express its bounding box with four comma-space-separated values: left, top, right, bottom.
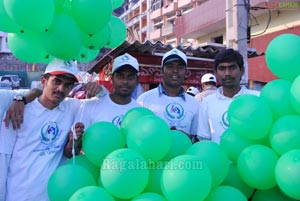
197, 48, 260, 144
137, 48, 200, 142
73, 53, 140, 130
186, 86, 200, 97
194, 73, 217, 102
1, 58, 90, 201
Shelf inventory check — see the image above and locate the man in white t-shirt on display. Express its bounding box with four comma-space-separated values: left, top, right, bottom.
197, 48, 260, 144
137, 48, 200, 142
2, 58, 84, 201
74, 53, 140, 129
195, 73, 217, 102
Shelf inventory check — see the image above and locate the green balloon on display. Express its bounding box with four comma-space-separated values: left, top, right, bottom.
237, 145, 278, 190
112, 0, 125, 9
121, 107, 155, 136
41, 14, 83, 60
132, 192, 166, 201
76, 47, 99, 63
106, 16, 127, 48
70, 186, 115, 201
205, 185, 247, 201
66, 155, 100, 181
186, 141, 230, 188
3, 0, 55, 31
269, 115, 300, 155
265, 34, 300, 81
222, 163, 254, 199
72, 0, 112, 35
0, 0, 22, 32
7, 31, 50, 63
83, 122, 125, 167
290, 74, 300, 114
260, 79, 297, 120
220, 128, 258, 163
275, 149, 300, 200
126, 115, 172, 161
54, 0, 72, 15
163, 130, 192, 161
143, 162, 165, 195
101, 148, 149, 199
48, 164, 96, 201
251, 186, 297, 201
81, 24, 111, 50
228, 95, 273, 140
161, 155, 212, 201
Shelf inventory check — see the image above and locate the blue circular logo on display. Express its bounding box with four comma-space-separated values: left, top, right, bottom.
165, 103, 184, 121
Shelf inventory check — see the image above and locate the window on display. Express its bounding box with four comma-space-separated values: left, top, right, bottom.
212, 35, 223, 44
151, 0, 162, 11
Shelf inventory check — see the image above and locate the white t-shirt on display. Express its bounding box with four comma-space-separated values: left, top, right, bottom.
197, 86, 260, 144
75, 94, 140, 129
137, 88, 199, 136
5, 98, 80, 201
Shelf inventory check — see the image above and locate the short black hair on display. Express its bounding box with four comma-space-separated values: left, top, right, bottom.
214, 48, 244, 70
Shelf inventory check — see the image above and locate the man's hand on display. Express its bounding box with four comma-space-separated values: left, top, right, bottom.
64, 122, 85, 158
4, 101, 25, 130
83, 82, 103, 98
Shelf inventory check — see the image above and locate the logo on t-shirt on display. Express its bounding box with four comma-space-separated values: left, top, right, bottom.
165, 103, 185, 121
40, 121, 60, 145
221, 111, 229, 129
112, 115, 123, 127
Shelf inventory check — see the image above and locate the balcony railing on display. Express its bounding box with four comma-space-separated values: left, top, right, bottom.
150, 28, 162, 40
150, 8, 162, 20
162, 25, 175, 36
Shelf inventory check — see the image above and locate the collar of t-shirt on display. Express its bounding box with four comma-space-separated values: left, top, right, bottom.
216, 86, 248, 100
158, 84, 186, 101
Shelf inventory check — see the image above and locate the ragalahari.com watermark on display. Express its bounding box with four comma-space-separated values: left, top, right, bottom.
101, 158, 204, 172
264, 2, 300, 9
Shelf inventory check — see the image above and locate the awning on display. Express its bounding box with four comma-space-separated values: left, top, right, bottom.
88, 40, 263, 74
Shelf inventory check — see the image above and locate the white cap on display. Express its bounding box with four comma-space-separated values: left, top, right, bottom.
162, 48, 187, 66
112, 53, 139, 73
201, 73, 216, 83
45, 58, 79, 82
186, 86, 199, 96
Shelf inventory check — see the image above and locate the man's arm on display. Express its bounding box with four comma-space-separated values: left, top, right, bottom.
4, 82, 105, 129
4, 88, 42, 129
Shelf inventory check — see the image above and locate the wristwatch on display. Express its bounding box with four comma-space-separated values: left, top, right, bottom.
13, 95, 27, 105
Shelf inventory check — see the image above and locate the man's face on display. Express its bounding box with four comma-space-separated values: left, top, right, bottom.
41, 74, 75, 105
162, 60, 186, 88
215, 62, 244, 88
112, 66, 138, 97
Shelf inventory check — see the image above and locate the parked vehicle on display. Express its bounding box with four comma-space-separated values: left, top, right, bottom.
0, 75, 20, 89
0, 82, 13, 90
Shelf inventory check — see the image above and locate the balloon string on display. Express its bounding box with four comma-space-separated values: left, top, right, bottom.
71, 90, 88, 164
71, 125, 77, 165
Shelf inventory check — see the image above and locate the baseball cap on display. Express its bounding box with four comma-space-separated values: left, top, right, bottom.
187, 86, 199, 96
45, 58, 79, 82
162, 48, 187, 67
112, 53, 139, 73
201, 73, 216, 83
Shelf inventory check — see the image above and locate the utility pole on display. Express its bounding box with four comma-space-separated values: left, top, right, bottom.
226, 0, 249, 85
